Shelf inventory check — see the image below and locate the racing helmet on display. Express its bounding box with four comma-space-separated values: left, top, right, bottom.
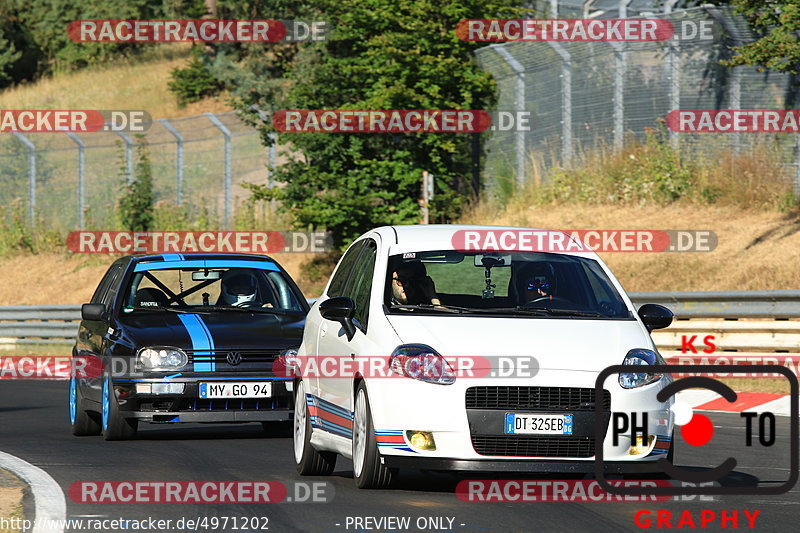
220, 270, 258, 306
524, 262, 557, 297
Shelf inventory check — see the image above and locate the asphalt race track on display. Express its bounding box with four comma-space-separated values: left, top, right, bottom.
1, 380, 797, 533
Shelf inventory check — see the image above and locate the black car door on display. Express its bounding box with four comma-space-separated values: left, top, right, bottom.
76, 262, 124, 394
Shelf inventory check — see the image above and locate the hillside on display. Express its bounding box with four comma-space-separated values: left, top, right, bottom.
0, 46, 232, 119
1, 204, 797, 306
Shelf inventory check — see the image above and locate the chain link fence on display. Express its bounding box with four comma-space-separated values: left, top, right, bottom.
476, 1, 800, 193
0, 111, 276, 231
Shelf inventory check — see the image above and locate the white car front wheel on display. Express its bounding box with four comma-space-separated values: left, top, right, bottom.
294, 380, 336, 475
352, 382, 395, 489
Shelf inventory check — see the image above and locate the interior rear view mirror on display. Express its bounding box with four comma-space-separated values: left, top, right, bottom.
474, 254, 511, 267
192, 270, 221, 281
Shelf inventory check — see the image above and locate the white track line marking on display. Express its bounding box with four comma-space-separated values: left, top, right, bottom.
0, 450, 65, 533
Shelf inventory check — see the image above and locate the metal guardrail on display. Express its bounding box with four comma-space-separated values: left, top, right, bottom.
629, 290, 800, 319
0, 292, 799, 345
0, 305, 81, 345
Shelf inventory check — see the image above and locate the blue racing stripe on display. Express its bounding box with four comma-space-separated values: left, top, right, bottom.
135, 260, 278, 272
178, 314, 215, 372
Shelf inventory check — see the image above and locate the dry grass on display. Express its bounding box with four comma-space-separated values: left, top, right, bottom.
0, 469, 24, 533
463, 202, 800, 292
0, 45, 233, 119
0, 251, 317, 306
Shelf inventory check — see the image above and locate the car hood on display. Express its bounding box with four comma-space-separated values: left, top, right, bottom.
118, 311, 305, 350
385, 315, 651, 372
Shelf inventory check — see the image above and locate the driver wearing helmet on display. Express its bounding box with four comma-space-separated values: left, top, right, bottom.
218, 270, 270, 307
522, 263, 557, 303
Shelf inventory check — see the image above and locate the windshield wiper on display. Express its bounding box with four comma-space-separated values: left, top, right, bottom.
389, 304, 464, 314
518, 306, 606, 318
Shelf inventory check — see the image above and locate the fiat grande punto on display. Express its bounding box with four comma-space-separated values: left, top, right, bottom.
293, 225, 675, 488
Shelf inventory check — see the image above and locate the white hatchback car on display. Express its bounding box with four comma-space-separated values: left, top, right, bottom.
293, 225, 675, 488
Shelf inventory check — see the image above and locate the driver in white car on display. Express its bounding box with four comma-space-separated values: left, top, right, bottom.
390, 261, 441, 306
522, 263, 557, 303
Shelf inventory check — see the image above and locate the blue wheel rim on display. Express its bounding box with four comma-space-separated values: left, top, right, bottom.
101, 377, 110, 431
68, 377, 77, 425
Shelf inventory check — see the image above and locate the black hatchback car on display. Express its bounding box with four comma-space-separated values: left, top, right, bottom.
69, 253, 309, 440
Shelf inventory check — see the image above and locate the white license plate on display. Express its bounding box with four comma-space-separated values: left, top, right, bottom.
504, 413, 573, 435
199, 382, 272, 399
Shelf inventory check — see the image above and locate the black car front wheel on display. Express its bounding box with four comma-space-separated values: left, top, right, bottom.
69, 376, 101, 436
101, 374, 138, 441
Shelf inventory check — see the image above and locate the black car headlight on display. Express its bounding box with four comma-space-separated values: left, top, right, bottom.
137, 347, 188, 371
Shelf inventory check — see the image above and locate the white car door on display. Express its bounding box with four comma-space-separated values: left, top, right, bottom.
315, 239, 378, 440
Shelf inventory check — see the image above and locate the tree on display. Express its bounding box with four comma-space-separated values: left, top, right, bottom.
221, 0, 520, 247
713, 0, 800, 73
117, 138, 154, 232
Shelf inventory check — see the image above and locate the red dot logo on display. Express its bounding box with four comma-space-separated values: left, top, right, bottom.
681, 413, 714, 446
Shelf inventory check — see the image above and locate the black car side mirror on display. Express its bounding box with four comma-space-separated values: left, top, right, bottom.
638, 304, 673, 332
81, 303, 106, 321
319, 296, 356, 340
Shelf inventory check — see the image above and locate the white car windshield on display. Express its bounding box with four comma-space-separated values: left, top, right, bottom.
385, 251, 630, 318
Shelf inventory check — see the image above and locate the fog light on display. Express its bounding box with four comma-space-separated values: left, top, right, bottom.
152, 383, 185, 394
629, 434, 656, 455
407, 430, 436, 451
136, 383, 184, 394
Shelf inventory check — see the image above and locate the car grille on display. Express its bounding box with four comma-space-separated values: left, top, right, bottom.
465, 386, 611, 411
186, 398, 291, 411
471, 435, 596, 458
138, 397, 291, 412
185, 349, 283, 364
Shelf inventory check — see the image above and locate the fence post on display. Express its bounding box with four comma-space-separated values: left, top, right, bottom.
158, 119, 184, 206
547, 41, 573, 164
205, 113, 232, 229
611, 0, 633, 151
115, 131, 134, 184
491, 45, 527, 185
664, 0, 680, 149
795, 135, 800, 196
12, 132, 36, 227
65, 132, 85, 229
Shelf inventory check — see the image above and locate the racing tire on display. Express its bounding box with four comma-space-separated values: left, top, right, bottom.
101, 373, 138, 441
352, 382, 396, 489
294, 380, 336, 475
69, 376, 101, 436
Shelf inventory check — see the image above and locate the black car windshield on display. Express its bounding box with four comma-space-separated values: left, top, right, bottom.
385, 251, 631, 319
123, 265, 304, 313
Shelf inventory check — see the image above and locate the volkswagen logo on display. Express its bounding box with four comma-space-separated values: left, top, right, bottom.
226, 351, 243, 366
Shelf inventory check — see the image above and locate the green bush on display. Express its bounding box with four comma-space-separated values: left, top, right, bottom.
117, 138, 154, 232
168, 48, 224, 107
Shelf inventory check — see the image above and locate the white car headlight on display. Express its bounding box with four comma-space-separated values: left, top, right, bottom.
618, 349, 663, 389
389, 344, 455, 385
137, 347, 188, 371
